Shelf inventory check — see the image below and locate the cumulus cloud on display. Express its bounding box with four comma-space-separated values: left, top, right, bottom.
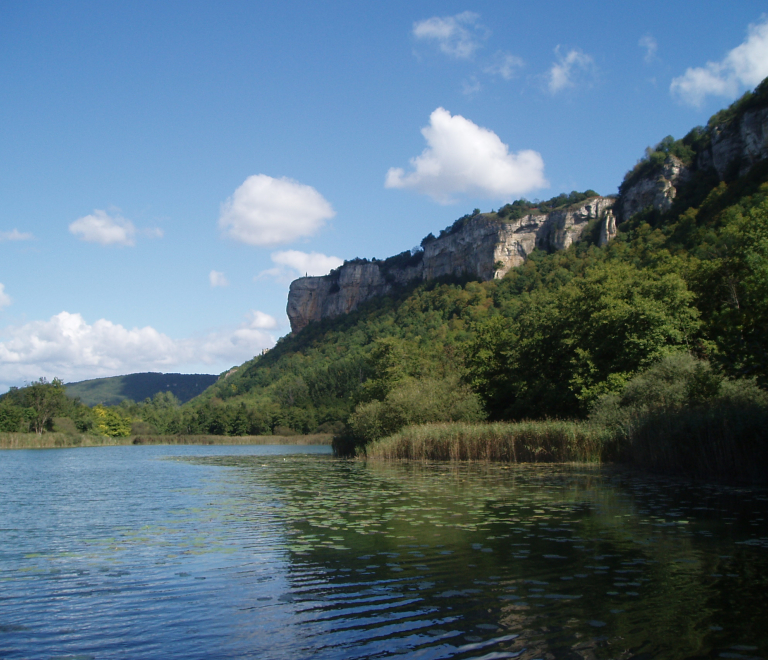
209, 270, 229, 287
273, 250, 343, 276
69, 210, 136, 246
547, 46, 595, 93
385, 107, 547, 204
258, 250, 343, 282
671, 17, 768, 107
0, 229, 33, 242
0, 310, 278, 389
485, 51, 524, 80
413, 11, 485, 59
639, 34, 658, 63
0, 284, 10, 310
218, 174, 335, 247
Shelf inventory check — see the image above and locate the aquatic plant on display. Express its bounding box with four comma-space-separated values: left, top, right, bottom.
363, 421, 607, 462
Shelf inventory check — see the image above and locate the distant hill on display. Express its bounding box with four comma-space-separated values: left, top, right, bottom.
65, 372, 219, 406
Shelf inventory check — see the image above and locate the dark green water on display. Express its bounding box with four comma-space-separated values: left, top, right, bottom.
1, 445, 767, 659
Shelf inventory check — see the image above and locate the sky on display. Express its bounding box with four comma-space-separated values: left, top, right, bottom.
1, 0, 767, 391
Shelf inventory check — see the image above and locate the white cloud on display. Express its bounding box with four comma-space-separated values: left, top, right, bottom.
143, 227, 164, 239
413, 11, 485, 59
639, 34, 658, 63
0, 310, 278, 389
385, 107, 548, 204
0, 229, 33, 242
0, 284, 11, 310
462, 76, 481, 96
247, 310, 279, 329
69, 210, 136, 246
258, 250, 343, 282
273, 250, 343, 276
209, 270, 229, 287
485, 51, 524, 80
671, 17, 768, 107
218, 174, 335, 247
548, 47, 595, 94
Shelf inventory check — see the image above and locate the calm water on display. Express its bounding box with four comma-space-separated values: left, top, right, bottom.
1, 446, 767, 659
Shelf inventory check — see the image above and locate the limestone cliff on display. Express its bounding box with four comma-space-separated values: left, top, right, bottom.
698, 106, 768, 179
619, 104, 768, 220
287, 197, 615, 333
287, 87, 768, 334
620, 155, 691, 220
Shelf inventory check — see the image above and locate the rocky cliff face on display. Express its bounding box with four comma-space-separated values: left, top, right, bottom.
287, 95, 767, 334
287, 197, 615, 333
620, 155, 691, 220
620, 106, 768, 220
698, 106, 768, 179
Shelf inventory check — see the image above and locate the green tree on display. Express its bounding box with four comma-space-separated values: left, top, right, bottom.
23, 378, 67, 435
467, 263, 701, 419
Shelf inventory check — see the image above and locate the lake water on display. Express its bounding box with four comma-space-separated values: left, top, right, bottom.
1, 445, 767, 659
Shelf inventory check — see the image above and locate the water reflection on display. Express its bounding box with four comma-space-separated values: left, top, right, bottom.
1, 447, 767, 659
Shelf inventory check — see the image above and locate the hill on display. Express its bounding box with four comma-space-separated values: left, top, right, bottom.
66, 372, 219, 406
171, 78, 768, 441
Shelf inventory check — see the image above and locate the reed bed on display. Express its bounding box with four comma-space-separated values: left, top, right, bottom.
625, 403, 768, 483
364, 421, 607, 462
0, 433, 333, 449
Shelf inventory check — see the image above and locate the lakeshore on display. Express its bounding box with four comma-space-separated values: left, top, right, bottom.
0, 432, 333, 449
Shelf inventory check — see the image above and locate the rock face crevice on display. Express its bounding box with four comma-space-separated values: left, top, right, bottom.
287, 197, 615, 333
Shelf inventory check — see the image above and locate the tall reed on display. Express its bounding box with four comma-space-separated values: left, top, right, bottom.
364, 421, 606, 462
0, 433, 333, 449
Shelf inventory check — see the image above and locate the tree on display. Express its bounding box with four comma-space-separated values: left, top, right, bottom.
22, 378, 67, 435
93, 405, 132, 437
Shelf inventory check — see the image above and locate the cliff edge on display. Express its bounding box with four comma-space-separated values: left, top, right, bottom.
287, 196, 615, 333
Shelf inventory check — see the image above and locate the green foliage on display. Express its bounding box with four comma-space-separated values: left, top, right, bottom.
348, 376, 485, 444
589, 352, 768, 481
497, 189, 600, 221
466, 262, 700, 419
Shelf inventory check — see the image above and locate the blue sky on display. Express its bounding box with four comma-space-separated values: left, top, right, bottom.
1, 1, 767, 390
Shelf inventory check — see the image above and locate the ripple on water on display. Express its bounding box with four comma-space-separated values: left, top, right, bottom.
0, 447, 767, 658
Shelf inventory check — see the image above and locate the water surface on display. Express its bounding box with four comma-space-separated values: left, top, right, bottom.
1, 445, 767, 659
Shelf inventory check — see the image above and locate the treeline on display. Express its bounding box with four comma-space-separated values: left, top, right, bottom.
180, 81, 768, 457
0, 381, 342, 438
3, 81, 768, 466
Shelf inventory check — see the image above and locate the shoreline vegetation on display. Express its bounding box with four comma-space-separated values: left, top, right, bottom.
0, 433, 333, 450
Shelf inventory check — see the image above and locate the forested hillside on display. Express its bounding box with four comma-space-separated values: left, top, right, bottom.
169, 79, 768, 440
65, 373, 218, 406
2, 80, 767, 451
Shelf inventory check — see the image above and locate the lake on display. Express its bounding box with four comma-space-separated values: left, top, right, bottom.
1, 445, 767, 659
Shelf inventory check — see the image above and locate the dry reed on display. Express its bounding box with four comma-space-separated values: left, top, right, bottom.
364, 421, 606, 462
0, 433, 333, 449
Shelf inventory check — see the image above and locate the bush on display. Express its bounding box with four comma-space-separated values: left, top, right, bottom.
348, 376, 485, 444
590, 352, 768, 480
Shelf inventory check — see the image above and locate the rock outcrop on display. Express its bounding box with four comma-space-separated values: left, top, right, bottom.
287, 90, 768, 334
620, 105, 768, 220
698, 106, 768, 179
620, 155, 691, 220
287, 197, 615, 333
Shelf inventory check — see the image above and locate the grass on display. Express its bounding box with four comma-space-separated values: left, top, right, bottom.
363, 421, 607, 462
0, 433, 333, 449
358, 405, 768, 483
624, 403, 768, 483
